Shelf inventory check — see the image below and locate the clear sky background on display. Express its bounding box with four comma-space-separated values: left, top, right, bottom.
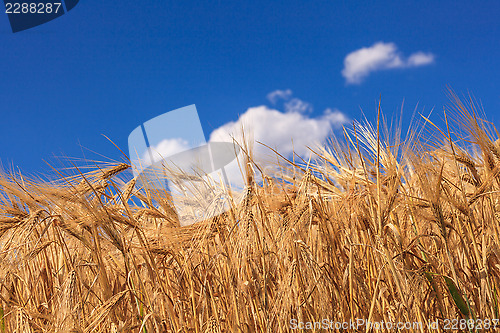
1, 0, 499, 175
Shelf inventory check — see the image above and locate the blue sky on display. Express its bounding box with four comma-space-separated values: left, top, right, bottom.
1, 0, 499, 175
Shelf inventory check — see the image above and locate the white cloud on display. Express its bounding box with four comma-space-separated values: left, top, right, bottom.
341, 42, 435, 84
142, 138, 190, 165
209, 105, 349, 187
267, 89, 312, 113
407, 52, 435, 66
284, 98, 313, 114
266, 89, 293, 104
210, 105, 348, 159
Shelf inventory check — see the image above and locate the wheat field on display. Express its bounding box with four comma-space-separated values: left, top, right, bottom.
1, 95, 500, 332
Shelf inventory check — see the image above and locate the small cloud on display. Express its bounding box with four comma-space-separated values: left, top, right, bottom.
284, 98, 313, 114
323, 107, 349, 125
341, 42, 435, 84
266, 89, 293, 104
407, 52, 435, 66
142, 138, 190, 165
267, 89, 312, 113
